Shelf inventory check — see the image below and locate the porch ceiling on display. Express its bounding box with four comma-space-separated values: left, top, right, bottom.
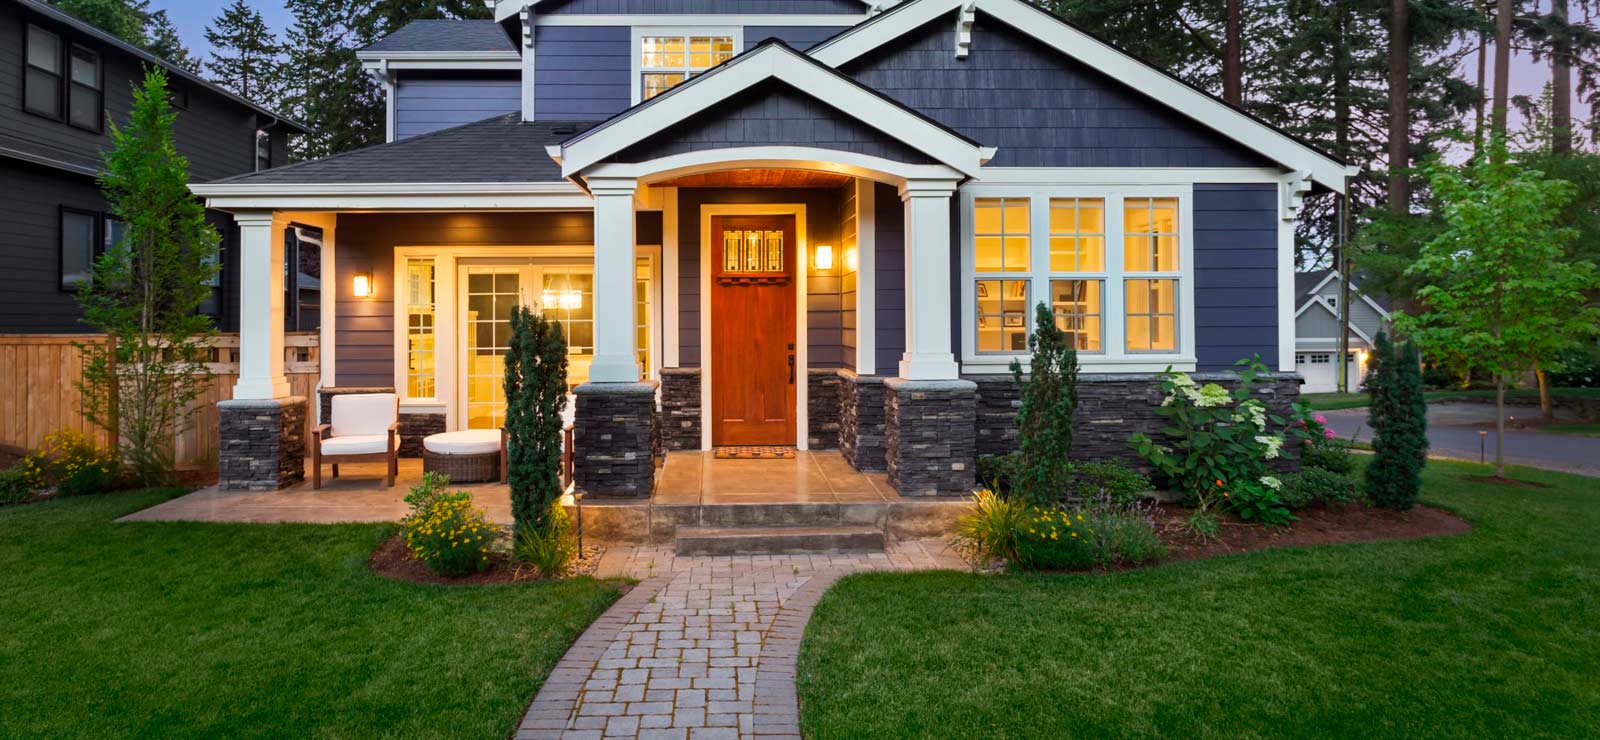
653, 169, 853, 189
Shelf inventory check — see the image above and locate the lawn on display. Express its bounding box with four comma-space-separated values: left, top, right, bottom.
1304, 386, 1600, 410
798, 460, 1600, 739
1544, 423, 1600, 437
0, 489, 619, 739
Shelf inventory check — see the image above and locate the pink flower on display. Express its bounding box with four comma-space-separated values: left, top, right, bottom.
1324, 428, 1336, 439
1314, 414, 1327, 424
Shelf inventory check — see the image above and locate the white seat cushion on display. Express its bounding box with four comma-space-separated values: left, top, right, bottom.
331, 393, 398, 438
320, 434, 393, 456
424, 429, 502, 456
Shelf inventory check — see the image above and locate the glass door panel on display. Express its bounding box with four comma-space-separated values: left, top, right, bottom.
462, 268, 522, 429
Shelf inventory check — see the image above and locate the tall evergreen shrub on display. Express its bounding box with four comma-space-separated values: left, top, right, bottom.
1365, 332, 1429, 509
504, 305, 568, 538
1010, 302, 1079, 506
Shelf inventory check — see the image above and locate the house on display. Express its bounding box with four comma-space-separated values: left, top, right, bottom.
1294, 269, 1392, 393
192, 0, 1355, 496
0, 0, 309, 334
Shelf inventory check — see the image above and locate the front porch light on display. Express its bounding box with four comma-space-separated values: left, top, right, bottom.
352, 272, 373, 298
814, 244, 834, 271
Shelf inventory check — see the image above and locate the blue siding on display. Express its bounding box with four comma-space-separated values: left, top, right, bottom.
745, 26, 850, 51
534, 25, 631, 121
395, 77, 520, 139
541, 0, 862, 14
615, 81, 936, 164
842, 15, 1273, 168
874, 182, 905, 373
1193, 183, 1279, 371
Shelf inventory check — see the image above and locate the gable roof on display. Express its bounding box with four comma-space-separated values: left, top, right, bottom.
1296, 269, 1392, 315
14, 0, 309, 133
359, 19, 516, 54
491, 0, 883, 22
809, 0, 1354, 191
556, 39, 991, 177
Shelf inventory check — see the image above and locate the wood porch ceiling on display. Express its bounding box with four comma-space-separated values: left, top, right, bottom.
652, 169, 852, 189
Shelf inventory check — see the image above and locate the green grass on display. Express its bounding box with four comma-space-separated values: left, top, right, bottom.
0, 489, 619, 739
1544, 423, 1600, 437
798, 461, 1600, 739
1304, 386, 1600, 411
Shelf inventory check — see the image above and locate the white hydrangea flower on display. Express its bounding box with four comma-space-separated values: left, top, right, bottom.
1260, 475, 1282, 491
1256, 434, 1284, 459
1194, 383, 1232, 407
1243, 402, 1268, 431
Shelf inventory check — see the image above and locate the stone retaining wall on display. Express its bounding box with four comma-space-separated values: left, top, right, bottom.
838, 371, 887, 471
884, 378, 977, 496
807, 369, 842, 450
218, 397, 306, 491
573, 381, 661, 498
659, 368, 701, 451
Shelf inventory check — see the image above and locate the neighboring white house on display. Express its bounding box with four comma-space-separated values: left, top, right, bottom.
1294, 269, 1391, 393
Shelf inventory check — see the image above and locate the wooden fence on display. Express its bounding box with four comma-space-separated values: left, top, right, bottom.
0, 333, 320, 468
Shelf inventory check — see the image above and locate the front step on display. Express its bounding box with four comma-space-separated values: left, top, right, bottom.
675, 525, 886, 556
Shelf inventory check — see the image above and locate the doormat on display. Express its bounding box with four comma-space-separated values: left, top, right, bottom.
713, 446, 796, 460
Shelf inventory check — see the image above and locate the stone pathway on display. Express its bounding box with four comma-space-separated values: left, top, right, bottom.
515, 541, 963, 739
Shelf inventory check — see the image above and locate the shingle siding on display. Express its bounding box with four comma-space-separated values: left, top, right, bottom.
534, 25, 631, 121
841, 13, 1274, 168
395, 74, 520, 139
1193, 183, 1278, 370
745, 26, 851, 51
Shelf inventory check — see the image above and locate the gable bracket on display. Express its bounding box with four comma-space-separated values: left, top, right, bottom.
1280, 171, 1312, 221
520, 5, 534, 48
955, 1, 977, 58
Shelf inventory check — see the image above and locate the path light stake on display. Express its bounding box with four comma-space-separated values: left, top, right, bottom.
1479, 430, 1487, 464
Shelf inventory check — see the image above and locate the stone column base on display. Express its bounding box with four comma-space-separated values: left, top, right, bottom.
219, 397, 306, 491
659, 368, 702, 451
884, 378, 977, 496
838, 371, 887, 472
807, 369, 842, 450
573, 380, 660, 498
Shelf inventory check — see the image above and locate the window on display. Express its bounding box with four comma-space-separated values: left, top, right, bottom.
1050, 279, 1102, 352
255, 129, 272, 171
973, 197, 1032, 353
638, 33, 735, 101
636, 260, 652, 378
25, 25, 63, 119
1308, 353, 1332, 364
167, 81, 188, 110
1048, 198, 1105, 352
1123, 197, 1180, 353
1125, 278, 1177, 352
67, 44, 102, 131
60, 207, 99, 291
974, 197, 1030, 273
406, 259, 437, 399
976, 279, 1030, 353
1123, 197, 1179, 272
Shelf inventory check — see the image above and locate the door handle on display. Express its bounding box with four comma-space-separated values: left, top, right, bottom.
787, 354, 795, 384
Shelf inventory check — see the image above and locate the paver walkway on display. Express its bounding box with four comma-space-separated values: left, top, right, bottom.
516, 541, 963, 739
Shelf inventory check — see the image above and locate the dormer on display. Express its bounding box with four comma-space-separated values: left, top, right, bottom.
357, 19, 522, 141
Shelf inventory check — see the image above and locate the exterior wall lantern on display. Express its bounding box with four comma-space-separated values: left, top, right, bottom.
352, 272, 373, 298
814, 244, 834, 271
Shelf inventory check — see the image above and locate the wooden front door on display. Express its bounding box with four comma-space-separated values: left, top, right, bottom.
711, 215, 797, 446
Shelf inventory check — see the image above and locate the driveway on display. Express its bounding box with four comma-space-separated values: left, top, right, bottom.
1321, 403, 1600, 477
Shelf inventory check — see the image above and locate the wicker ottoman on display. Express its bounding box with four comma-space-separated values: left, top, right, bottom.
422, 430, 503, 483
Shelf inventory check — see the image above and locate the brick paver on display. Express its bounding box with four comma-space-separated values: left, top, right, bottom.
515, 541, 962, 739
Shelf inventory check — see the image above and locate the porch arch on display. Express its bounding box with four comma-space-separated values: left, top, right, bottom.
575, 145, 967, 190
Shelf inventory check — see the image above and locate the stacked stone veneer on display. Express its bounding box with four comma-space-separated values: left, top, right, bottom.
883, 378, 978, 497
807, 369, 842, 449
968, 372, 1305, 472
573, 381, 661, 498
218, 397, 306, 491
319, 386, 443, 457
659, 368, 701, 451
838, 371, 887, 472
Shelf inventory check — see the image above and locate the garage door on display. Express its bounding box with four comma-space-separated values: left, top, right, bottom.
1297, 352, 1359, 393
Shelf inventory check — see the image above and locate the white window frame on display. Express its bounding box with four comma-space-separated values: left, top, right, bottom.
1046, 196, 1109, 354
959, 184, 1196, 374
629, 26, 742, 106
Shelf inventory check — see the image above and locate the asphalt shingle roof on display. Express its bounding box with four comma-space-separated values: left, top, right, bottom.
211, 115, 594, 185
361, 20, 516, 53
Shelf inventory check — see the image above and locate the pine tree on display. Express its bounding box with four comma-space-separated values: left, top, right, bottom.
1364, 333, 1428, 509
504, 305, 569, 539
51, 0, 146, 45
144, 9, 200, 73
1010, 302, 1080, 506
206, 0, 282, 105
280, 0, 383, 160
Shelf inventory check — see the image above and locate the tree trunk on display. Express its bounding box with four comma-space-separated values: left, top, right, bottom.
1333, 0, 1353, 394
1551, 0, 1572, 154
1494, 376, 1506, 478
1474, 0, 1488, 158
1224, 0, 1243, 105
1491, 0, 1512, 150
1536, 364, 1553, 422
1388, 0, 1411, 215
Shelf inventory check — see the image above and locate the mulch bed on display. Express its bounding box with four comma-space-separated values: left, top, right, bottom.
369, 534, 608, 586
1153, 501, 1472, 563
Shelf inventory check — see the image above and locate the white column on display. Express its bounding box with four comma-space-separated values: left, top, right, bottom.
897, 179, 962, 381
588, 177, 641, 383
233, 211, 291, 399
855, 178, 877, 375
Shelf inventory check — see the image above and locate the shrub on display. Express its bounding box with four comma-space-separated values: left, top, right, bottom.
1009, 303, 1079, 506
1301, 437, 1360, 476
1366, 333, 1428, 510
1069, 460, 1151, 505
0, 467, 40, 506
952, 489, 1029, 567
1012, 507, 1097, 571
1085, 507, 1167, 566
402, 482, 500, 576
515, 503, 578, 578
24, 430, 122, 497
1282, 468, 1362, 509
1549, 343, 1600, 388
504, 304, 569, 541
1226, 477, 1295, 526
976, 453, 1019, 497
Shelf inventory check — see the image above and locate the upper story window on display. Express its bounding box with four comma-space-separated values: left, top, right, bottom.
25, 25, 63, 119
255, 129, 273, 171
25, 24, 103, 133
636, 30, 737, 102
68, 45, 103, 132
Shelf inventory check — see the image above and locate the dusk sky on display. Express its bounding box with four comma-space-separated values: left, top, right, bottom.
155, 0, 1590, 133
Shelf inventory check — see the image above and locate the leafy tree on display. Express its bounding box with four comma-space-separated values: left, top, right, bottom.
206, 0, 283, 105
1009, 303, 1079, 506
51, 0, 146, 44
76, 69, 220, 485
1396, 139, 1600, 477
144, 9, 200, 73
503, 305, 569, 540
281, 0, 382, 160
1364, 332, 1428, 509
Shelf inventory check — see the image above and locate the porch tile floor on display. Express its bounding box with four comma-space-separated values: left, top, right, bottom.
654, 451, 902, 505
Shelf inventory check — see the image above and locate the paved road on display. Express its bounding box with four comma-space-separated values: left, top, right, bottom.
1321, 403, 1600, 478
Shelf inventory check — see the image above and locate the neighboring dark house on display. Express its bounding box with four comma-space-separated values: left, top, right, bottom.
0, 0, 309, 334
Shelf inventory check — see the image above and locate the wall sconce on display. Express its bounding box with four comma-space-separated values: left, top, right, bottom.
814, 244, 834, 271
844, 246, 858, 272
352, 272, 373, 298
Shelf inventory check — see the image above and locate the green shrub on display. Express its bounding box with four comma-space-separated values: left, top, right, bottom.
1282, 468, 1362, 509
1301, 437, 1361, 476
0, 467, 39, 505
1227, 478, 1295, 526
21, 430, 123, 497
515, 503, 578, 578
1009, 303, 1080, 506
1012, 507, 1097, 571
402, 483, 500, 576
976, 453, 1019, 496
504, 304, 569, 541
1366, 333, 1428, 510
1085, 507, 1166, 566
952, 489, 1029, 567
1549, 343, 1600, 388
1069, 460, 1151, 505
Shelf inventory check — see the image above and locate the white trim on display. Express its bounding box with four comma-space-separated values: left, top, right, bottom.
697, 203, 810, 451
582, 147, 968, 187
974, 167, 1289, 185
662, 187, 680, 367
589, 177, 642, 383
854, 178, 876, 375
809, 0, 1354, 192
495, 0, 877, 21
534, 14, 870, 27
319, 224, 337, 398
898, 180, 962, 380
521, 7, 537, 121
1295, 296, 1376, 345
559, 43, 986, 177
233, 211, 291, 399
628, 26, 744, 106
1277, 178, 1296, 371
357, 51, 522, 63
359, 59, 522, 72
1301, 271, 1393, 321
957, 184, 1198, 374
193, 182, 592, 212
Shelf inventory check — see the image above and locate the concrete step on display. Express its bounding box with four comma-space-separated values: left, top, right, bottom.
674, 525, 886, 556
656, 502, 891, 529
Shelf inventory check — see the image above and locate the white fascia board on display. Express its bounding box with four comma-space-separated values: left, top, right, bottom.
560, 44, 984, 177
1295, 296, 1375, 345
357, 50, 521, 62
536, 14, 868, 26
498, 0, 877, 21
191, 181, 591, 211
1301, 271, 1391, 320
581, 147, 965, 185
811, 0, 1352, 192
974, 166, 1287, 184
361, 57, 522, 71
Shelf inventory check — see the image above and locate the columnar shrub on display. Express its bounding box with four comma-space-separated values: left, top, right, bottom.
504, 304, 568, 541
1009, 302, 1079, 506
1365, 332, 1428, 509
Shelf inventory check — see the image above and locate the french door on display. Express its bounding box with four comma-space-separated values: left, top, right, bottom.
457, 264, 596, 429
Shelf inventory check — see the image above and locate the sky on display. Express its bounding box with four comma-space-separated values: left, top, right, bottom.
154, 0, 1589, 133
